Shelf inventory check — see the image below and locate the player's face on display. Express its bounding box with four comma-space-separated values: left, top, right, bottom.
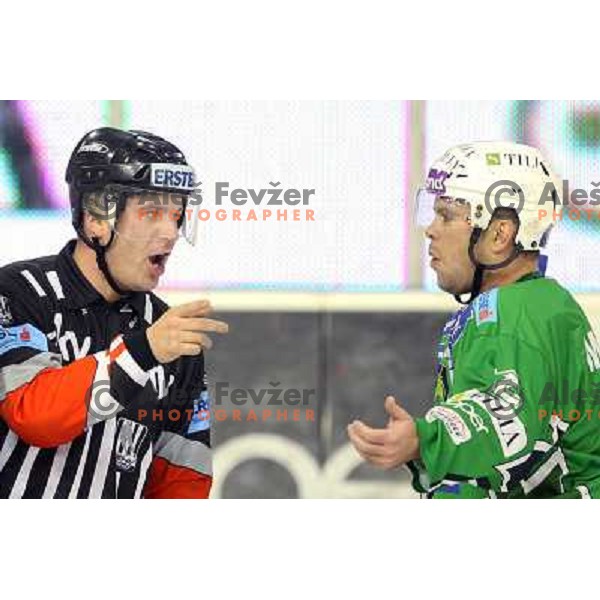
105, 194, 182, 291
425, 198, 475, 295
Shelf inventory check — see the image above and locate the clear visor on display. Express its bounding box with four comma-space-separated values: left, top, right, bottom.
87, 186, 201, 246
415, 188, 472, 229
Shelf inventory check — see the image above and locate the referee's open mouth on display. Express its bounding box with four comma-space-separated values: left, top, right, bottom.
147, 252, 171, 278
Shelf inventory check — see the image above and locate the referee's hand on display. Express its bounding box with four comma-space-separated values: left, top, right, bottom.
146, 300, 229, 364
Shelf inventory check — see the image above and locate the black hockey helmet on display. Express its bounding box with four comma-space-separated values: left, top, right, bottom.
66, 127, 195, 235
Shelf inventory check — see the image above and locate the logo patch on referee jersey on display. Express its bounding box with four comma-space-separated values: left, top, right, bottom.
115, 418, 148, 472
187, 390, 211, 433
0, 323, 48, 356
475, 288, 498, 326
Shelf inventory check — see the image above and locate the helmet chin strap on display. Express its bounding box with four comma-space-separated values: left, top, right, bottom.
454, 228, 522, 305
89, 232, 129, 297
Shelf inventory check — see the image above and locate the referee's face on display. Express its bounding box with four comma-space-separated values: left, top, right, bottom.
425, 197, 475, 295
105, 194, 181, 291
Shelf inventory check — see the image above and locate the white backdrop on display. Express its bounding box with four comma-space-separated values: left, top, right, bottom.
3, 100, 600, 292
0, 101, 410, 291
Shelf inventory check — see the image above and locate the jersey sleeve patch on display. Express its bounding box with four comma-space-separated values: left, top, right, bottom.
187, 390, 211, 434
425, 406, 472, 445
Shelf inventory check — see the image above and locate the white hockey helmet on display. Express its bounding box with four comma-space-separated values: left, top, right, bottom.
417, 141, 562, 251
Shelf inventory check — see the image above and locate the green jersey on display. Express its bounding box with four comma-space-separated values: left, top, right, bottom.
409, 271, 600, 499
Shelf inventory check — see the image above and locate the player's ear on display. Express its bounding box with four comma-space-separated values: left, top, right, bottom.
483, 219, 513, 254
81, 190, 118, 244
82, 208, 112, 245
494, 218, 518, 252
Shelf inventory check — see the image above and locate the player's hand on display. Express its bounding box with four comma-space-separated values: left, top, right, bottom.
347, 396, 420, 469
146, 300, 229, 364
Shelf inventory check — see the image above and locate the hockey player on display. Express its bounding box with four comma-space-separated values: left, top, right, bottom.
0, 128, 227, 498
348, 141, 600, 498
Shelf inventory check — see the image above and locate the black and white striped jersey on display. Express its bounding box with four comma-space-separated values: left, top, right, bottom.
0, 240, 212, 499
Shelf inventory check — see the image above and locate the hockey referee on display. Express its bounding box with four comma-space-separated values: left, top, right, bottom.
0, 128, 227, 499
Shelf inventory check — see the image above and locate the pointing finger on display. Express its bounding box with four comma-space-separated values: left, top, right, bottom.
180, 317, 229, 334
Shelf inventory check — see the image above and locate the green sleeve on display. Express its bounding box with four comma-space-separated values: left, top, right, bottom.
415, 333, 553, 495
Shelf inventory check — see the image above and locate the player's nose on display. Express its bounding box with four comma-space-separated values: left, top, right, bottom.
425, 219, 437, 239
159, 210, 180, 241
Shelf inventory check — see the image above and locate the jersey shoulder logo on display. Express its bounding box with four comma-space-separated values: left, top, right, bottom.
0, 323, 48, 356
475, 288, 499, 326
